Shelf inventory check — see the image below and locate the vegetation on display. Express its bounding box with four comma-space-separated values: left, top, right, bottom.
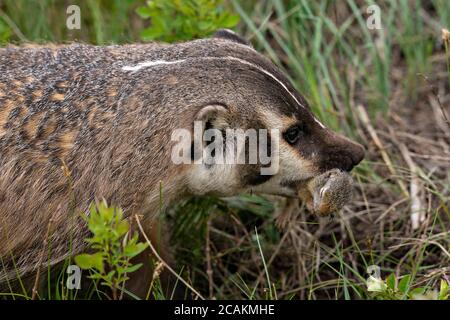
74, 201, 147, 300
136, 0, 240, 41
0, 0, 449, 300
367, 273, 449, 300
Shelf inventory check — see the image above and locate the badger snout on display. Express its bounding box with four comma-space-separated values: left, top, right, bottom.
318, 132, 365, 173
346, 141, 365, 170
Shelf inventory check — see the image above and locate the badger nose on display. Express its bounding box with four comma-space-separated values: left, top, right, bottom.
346, 142, 365, 171
319, 132, 366, 173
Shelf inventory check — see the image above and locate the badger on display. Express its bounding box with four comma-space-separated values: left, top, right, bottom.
0, 30, 364, 298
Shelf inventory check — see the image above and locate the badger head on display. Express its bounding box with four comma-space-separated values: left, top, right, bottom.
123, 29, 364, 209
179, 30, 363, 201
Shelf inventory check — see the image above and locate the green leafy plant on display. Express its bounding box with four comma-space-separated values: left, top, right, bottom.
438, 280, 450, 300
367, 273, 449, 300
74, 200, 147, 300
136, 0, 239, 42
0, 18, 12, 43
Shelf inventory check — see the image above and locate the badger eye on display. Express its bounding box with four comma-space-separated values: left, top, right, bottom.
283, 125, 303, 145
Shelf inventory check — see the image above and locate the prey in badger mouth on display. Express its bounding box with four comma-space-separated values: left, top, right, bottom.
256, 169, 354, 217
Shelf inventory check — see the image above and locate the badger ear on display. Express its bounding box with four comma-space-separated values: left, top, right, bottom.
213, 29, 251, 47
195, 104, 229, 129
191, 104, 229, 163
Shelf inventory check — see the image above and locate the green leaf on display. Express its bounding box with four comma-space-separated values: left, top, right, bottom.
116, 220, 130, 237
123, 263, 143, 274
136, 6, 153, 18
410, 287, 426, 296
106, 270, 116, 280
198, 21, 213, 31
140, 28, 163, 41
386, 273, 396, 290
74, 254, 94, 270
0, 20, 12, 43
439, 280, 449, 300
75, 252, 104, 273
398, 275, 411, 294
124, 242, 148, 258
89, 273, 103, 281
221, 15, 240, 28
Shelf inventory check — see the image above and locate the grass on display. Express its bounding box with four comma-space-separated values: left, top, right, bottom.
0, 0, 449, 300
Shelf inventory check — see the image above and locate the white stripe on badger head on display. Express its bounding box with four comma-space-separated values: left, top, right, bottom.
121, 59, 186, 72
121, 56, 327, 129
314, 118, 326, 129
221, 56, 327, 129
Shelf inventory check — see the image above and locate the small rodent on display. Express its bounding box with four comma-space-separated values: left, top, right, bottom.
300, 169, 353, 217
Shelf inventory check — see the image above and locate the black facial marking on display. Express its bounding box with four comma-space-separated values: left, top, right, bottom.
238, 122, 275, 187
283, 122, 307, 145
